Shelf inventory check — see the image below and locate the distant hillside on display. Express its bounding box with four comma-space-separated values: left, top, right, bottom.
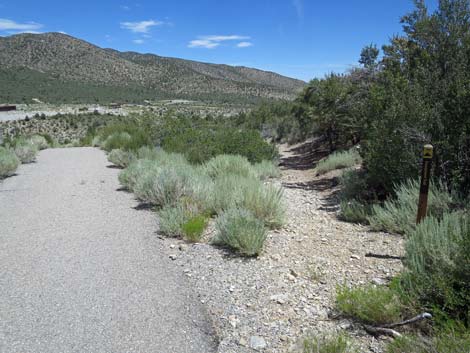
0, 33, 305, 104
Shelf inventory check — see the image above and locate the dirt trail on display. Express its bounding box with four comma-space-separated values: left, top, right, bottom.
164, 139, 404, 353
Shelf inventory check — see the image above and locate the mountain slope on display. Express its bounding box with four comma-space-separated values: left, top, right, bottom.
0, 33, 305, 104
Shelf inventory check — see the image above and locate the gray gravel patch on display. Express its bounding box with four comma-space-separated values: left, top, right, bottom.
0, 147, 217, 353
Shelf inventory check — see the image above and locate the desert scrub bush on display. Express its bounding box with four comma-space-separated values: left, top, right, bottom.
387, 332, 470, 353
14, 139, 38, 163
336, 284, 402, 325
133, 164, 194, 206
162, 126, 279, 164
338, 169, 370, 202
211, 175, 249, 212
102, 132, 132, 152
29, 135, 49, 150
182, 215, 208, 242
91, 135, 101, 147
98, 123, 152, 151
211, 175, 285, 228
386, 335, 430, 353
303, 333, 356, 353
315, 149, 361, 175
136, 147, 189, 167
399, 212, 470, 323
213, 208, 267, 256
368, 179, 453, 235
337, 169, 374, 224
241, 181, 285, 228
158, 204, 188, 237
118, 159, 160, 191
135, 146, 161, 160
132, 161, 212, 211
0, 147, 20, 178
204, 154, 257, 179
158, 199, 205, 238
338, 200, 371, 224
107, 149, 136, 168
253, 160, 281, 180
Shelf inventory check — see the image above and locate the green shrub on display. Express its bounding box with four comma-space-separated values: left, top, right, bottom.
14, 140, 38, 163
162, 126, 278, 164
158, 204, 187, 237
368, 179, 453, 235
213, 208, 267, 256
338, 169, 370, 202
135, 146, 160, 160
386, 335, 430, 353
136, 146, 189, 167
118, 159, 160, 191
91, 136, 101, 147
315, 149, 362, 175
38, 133, 54, 147
211, 175, 284, 228
184, 172, 214, 214
0, 147, 20, 178
435, 331, 470, 353
29, 135, 49, 150
204, 154, 257, 179
211, 174, 248, 212
303, 334, 356, 353
400, 212, 470, 323
158, 200, 204, 238
99, 123, 152, 152
338, 200, 371, 224
133, 164, 194, 207
387, 332, 470, 353
241, 181, 285, 228
253, 160, 281, 180
336, 285, 402, 325
107, 149, 136, 168
182, 215, 208, 242
102, 132, 132, 152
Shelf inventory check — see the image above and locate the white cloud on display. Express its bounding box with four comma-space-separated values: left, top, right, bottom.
237, 41, 253, 48
0, 18, 43, 32
120, 5, 130, 11
188, 39, 220, 49
188, 34, 251, 49
120, 20, 164, 33
133, 39, 144, 44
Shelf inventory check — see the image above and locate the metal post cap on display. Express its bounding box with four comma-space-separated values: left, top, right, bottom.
423, 144, 433, 159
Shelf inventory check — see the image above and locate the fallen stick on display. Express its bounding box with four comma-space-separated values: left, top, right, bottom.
382, 312, 432, 329
363, 313, 432, 338
365, 252, 403, 260
364, 325, 402, 338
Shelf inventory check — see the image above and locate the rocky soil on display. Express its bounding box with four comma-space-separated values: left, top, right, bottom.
160, 139, 404, 352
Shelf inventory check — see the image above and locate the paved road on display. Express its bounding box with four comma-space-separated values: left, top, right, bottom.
0, 148, 217, 353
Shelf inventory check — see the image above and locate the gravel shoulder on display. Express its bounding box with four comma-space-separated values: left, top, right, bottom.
160, 139, 404, 352
0, 148, 217, 353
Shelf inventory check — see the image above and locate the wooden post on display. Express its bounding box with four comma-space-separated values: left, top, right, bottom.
416, 144, 433, 224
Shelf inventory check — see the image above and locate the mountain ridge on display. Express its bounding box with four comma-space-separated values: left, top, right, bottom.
0, 32, 305, 104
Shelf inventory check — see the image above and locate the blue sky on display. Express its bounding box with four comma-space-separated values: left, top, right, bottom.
0, 0, 438, 81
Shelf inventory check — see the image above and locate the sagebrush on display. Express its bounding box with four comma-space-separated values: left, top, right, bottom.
0, 147, 20, 179
213, 208, 267, 256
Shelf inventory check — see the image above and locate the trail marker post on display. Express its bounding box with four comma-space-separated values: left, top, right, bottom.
416, 144, 433, 224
